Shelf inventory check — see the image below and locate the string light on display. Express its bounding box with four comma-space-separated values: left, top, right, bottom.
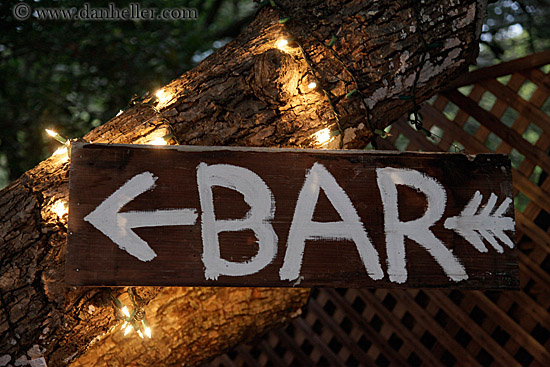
109, 289, 153, 340
45, 129, 72, 159
143, 323, 152, 338
45, 129, 67, 145
150, 136, 168, 145
124, 324, 133, 336
121, 306, 131, 318
269, 2, 346, 147
116, 110, 123, 117
52, 200, 68, 217
268, 0, 391, 149
52, 146, 68, 157
150, 133, 174, 145
276, 38, 289, 50
313, 128, 334, 146
155, 88, 172, 107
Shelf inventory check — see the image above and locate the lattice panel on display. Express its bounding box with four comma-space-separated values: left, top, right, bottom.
205, 52, 550, 367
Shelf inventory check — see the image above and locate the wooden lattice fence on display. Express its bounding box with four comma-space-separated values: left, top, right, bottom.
205, 51, 550, 367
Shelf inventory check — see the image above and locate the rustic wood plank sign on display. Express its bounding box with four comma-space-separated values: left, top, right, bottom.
66, 143, 519, 289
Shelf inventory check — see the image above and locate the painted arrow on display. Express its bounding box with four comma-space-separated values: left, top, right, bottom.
84, 171, 198, 262
444, 191, 515, 253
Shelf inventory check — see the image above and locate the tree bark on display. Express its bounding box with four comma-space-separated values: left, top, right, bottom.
0, 0, 486, 365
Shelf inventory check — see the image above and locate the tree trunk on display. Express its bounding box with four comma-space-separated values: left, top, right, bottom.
0, 0, 486, 365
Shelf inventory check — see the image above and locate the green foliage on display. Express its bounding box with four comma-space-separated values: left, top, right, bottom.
484, 132, 502, 152
514, 192, 530, 212
463, 117, 481, 136
394, 134, 410, 151
478, 0, 550, 66
0, 0, 254, 187
509, 148, 526, 168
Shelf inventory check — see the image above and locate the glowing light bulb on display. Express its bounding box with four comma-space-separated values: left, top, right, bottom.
276, 39, 289, 50
45, 129, 57, 137
121, 306, 131, 318
155, 88, 172, 107
137, 330, 144, 339
313, 128, 333, 146
52, 146, 68, 157
150, 137, 167, 145
52, 146, 69, 163
52, 200, 68, 217
308, 82, 317, 89
45, 129, 67, 144
144, 326, 152, 338
124, 324, 133, 336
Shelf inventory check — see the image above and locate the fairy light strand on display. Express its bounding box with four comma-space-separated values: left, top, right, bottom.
268, 1, 459, 151
299, 42, 344, 147
276, 24, 345, 147
109, 288, 152, 339
45, 129, 68, 145
45, 129, 74, 159
269, 0, 383, 149
150, 136, 169, 145
52, 200, 68, 217
266, 0, 346, 147
155, 88, 173, 108
315, 36, 380, 148
276, 38, 289, 49
118, 93, 181, 146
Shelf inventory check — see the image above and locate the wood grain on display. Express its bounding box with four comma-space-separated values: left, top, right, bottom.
66, 143, 519, 289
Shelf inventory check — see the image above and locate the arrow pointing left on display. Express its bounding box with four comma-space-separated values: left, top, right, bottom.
84, 171, 198, 262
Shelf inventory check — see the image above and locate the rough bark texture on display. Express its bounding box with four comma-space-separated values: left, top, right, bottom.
0, 1, 486, 366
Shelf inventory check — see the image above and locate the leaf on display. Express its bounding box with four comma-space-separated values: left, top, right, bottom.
444, 191, 515, 253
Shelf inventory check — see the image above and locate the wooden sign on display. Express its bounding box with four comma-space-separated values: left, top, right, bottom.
66, 143, 519, 289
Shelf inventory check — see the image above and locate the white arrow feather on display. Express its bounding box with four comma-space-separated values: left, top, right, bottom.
444, 191, 515, 253
84, 171, 198, 262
